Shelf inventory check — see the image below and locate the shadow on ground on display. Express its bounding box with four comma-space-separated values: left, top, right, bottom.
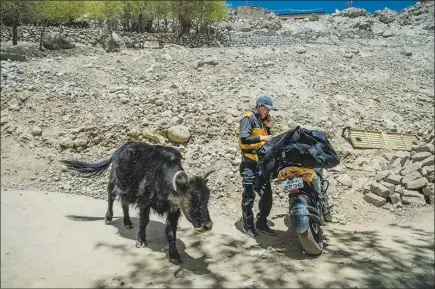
66, 214, 434, 288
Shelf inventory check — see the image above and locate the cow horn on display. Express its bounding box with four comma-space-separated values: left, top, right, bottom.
203, 170, 215, 180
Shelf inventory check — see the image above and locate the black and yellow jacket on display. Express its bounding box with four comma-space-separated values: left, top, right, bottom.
238, 108, 271, 162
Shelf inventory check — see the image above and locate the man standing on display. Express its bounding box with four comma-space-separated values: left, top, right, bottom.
238, 96, 277, 238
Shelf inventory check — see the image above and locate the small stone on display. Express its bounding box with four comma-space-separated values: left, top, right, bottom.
402, 195, 426, 205
389, 193, 401, 204
420, 155, 434, 167
405, 177, 428, 190
31, 126, 43, 136
412, 151, 432, 162
344, 52, 353, 58
422, 184, 434, 196
362, 183, 371, 195
395, 185, 405, 194
375, 171, 390, 181
193, 59, 204, 69
19, 94, 29, 102
423, 165, 434, 175
390, 157, 402, 167
412, 144, 432, 153
203, 57, 218, 66
59, 137, 74, 148
161, 53, 173, 61
141, 132, 166, 145
349, 49, 359, 56
364, 192, 386, 207
338, 174, 353, 188
380, 181, 395, 194
394, 151, 410, 159
296, 47, 306, 54
401, 50, 412, 57
382, 30, 394, 38
393, 201, 403, 209
401, 171, 422, 185
238, 22, 251, 32
167, 125, 191, 143
400, 163, 422, 176
73, 138, 88, 148
370, 183, 390, 199
385, 174, 402, 185
402, 189, 422, 198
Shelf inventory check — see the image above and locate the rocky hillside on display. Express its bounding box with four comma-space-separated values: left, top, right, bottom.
1, 1, 434, 224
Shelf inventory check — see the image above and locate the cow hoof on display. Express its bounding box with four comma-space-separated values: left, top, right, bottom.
136, 240, 147, 248
124, 224, 134, 229
168, 252, 182, 264
169, 257, 183, 265
105, 219, 112, 225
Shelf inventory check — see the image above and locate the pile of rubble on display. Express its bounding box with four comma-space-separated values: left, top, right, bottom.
364, 143, 434, 208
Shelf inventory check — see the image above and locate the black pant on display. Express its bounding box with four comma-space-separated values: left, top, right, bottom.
240, 157, 273, 229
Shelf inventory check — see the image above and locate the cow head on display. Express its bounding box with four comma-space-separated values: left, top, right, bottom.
173, 170, 215, 233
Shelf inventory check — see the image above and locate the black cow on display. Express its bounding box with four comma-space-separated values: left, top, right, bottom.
61, 140, 214, 264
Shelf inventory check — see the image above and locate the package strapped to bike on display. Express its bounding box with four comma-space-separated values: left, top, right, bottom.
257, 126, 340, 180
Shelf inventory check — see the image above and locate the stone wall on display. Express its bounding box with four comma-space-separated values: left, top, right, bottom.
0, 25, 231, 48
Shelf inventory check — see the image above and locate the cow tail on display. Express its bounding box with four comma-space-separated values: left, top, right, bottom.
60, 155, 113, 178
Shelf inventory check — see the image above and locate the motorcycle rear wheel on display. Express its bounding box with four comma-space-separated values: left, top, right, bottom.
297, 218, 323, 255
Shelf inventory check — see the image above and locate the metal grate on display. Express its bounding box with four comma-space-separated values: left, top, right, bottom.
342, 127, 420, 151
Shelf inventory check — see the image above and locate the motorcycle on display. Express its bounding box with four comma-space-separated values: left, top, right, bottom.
256, 126, 339, 255
275, 165, 333, 255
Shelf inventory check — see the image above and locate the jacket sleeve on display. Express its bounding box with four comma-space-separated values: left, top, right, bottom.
240, 117, 261, 144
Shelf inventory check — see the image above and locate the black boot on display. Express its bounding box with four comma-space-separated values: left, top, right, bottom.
242, 213, 259, 238
255, 216, 276, 236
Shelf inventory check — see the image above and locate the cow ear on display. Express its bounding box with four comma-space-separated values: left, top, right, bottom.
174, 171, 189, 192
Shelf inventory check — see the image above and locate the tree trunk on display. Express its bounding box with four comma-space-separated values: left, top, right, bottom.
107, 20, 112, 34
12, 24, 18, 45
164, 19, 168, 32
138, 13, 143, 33
39, 26, 45, 51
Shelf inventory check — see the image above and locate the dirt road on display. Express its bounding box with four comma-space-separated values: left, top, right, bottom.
1, 189, 434, 288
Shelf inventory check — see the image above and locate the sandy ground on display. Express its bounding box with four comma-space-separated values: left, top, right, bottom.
1, 189, 434, 288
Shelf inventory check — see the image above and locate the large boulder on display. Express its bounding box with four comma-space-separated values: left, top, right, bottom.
233, 22, 252, 32
42, 32, 75, 50
374, 8, 398, 24
104, 32, 126, 53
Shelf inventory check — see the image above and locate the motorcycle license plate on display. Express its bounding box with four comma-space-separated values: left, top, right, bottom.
283, 177, 304, 191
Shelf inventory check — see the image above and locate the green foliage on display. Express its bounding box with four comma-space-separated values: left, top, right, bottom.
0, 0, 88, 25
0, 0, 36, 25
0, 0, 228, 33
83, 0, 228, 28
32, 0, 87, 25
84, 1, 124, 22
